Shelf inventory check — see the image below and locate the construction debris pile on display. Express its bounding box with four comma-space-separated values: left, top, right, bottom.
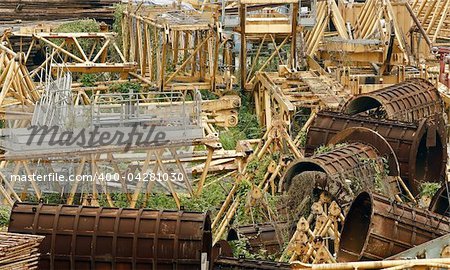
0, 0, 450, 269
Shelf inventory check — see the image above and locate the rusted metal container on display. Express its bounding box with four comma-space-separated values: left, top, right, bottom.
337, 192, 450, 262
227, 223, 287, 255
8, 202, 212, 270
342, 78, 443, 122
305, 111, 447, 195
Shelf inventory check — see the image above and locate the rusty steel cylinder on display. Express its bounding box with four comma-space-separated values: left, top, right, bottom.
305, 111, 447, 195
227, 222, 287, 255
284, 142, 380, 187
283, 142, 400, 213
337, 192, 450, 262
342, 78, 443, 122
8, 202, 212, 270
429, 184, 450, 217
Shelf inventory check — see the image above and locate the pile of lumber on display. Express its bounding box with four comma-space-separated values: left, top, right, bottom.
0, 232, 44, 270
0, 0, 120, 23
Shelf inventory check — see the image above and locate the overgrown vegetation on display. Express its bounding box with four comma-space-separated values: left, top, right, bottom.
245, 155, 274, 186
291, 108, 311, 138
78, 73, 116, 94
128, 179, 233, 215
54, 19, 100, 52
296, 130, 307, 148
200, 90, 218, 100
220, 94, 262, 150
109, 81, 142, 93
229, 234, 278, 260
79, 74, 97, 87
23, 176, 232, 217
0, 206, 10, 228
54, 19, 123, 78
113, 4, 126, 50
55, 19, 100, 33
360, 156, 390, 194
420, 182, 441, 198
21, 176, 231, 218
313, 143, 347, 155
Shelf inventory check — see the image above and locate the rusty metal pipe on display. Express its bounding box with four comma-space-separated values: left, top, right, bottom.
337, 192, 450, 262
8, 202, 212, 270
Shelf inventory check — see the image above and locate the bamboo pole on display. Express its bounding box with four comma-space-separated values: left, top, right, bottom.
213, 197, 240, 245
292, 258, 450, 270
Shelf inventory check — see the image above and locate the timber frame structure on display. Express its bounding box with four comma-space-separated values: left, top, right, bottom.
409, 0, 450, 45
253, 67, 349, 130
211, 119, 303, 245
237, 0, 300, 90
122, 4, 234, 95
313, 0, 411, 94
1, 27, 136, 78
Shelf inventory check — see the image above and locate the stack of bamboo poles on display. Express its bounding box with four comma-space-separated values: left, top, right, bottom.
410, 0, 450, 43
0, 0, 119, 22
0, 232, 44, 270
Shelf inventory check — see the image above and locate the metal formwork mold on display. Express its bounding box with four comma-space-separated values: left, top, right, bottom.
227, 223, 287, 255
287, 142, 379, 179
305, 111, 447, 195
8, 203, 212, 270
337, 192, 450, 262
429, 184, 450, 217
213, 257, 291, 270
212, 240, 234, 263
283, 142, 395, 206
342, 79, 443, 123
